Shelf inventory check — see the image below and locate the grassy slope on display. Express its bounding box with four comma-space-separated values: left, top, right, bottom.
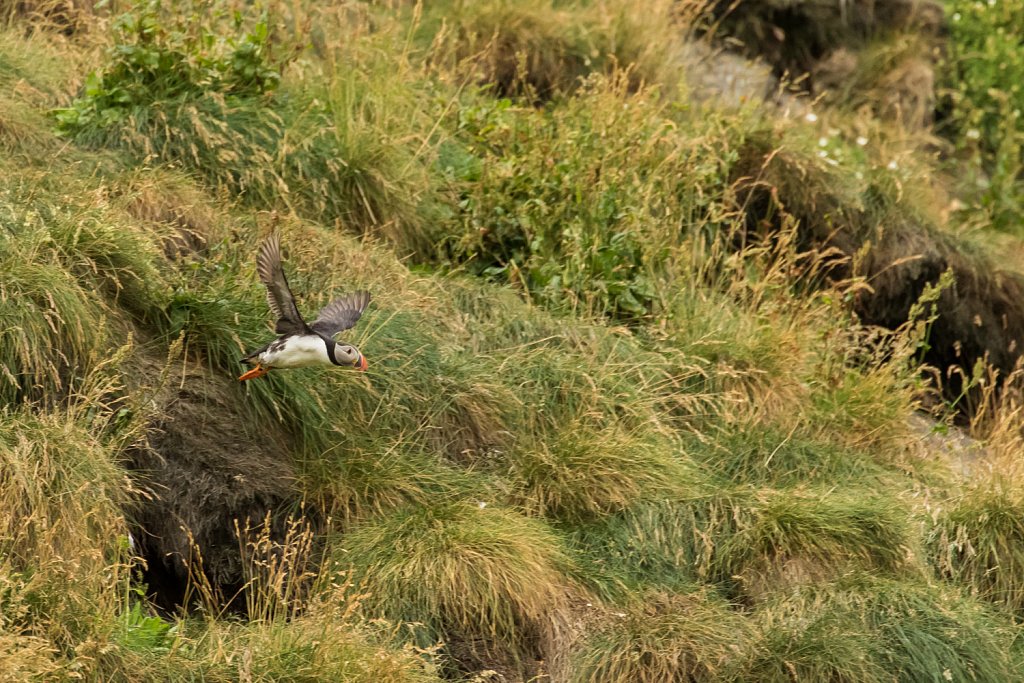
3, 1, 1024, 681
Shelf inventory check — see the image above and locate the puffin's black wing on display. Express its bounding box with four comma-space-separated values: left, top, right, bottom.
310, 290, 370, 338
256, 233, 309, 335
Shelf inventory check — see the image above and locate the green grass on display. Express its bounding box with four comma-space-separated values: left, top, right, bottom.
336, 501, 574, 674
0, 208, 110, 405
570, 484, 754, 600
714, 489, 916, 602
60, 3, 444, 257
3, 0, 1024, 680
930, 484, 1024, 616
747, 576, 1023, 682
439, 77, 747, 318
569, 589, 754, 682
506, 423, 693, 523
691, 423, 891, 487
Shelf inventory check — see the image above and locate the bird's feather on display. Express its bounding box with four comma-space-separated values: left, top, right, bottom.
256, 233, 309, 336
310, 290, 371, 338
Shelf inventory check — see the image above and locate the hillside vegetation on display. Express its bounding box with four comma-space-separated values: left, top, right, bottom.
4, 0, 1024, 681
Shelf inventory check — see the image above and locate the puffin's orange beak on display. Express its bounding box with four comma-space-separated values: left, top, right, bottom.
238, 365, 270, 382
358, 355, 368, 372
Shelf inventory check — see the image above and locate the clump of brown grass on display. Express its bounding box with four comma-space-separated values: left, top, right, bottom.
0, 344, 140, 676
115, 167, 222, 259
569, 589, 754, 683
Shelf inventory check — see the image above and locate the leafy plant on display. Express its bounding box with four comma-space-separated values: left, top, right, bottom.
54, 0, 290, 132
116, 594, 177, 654
942, 0, 1024, 231
442, 77, 740, 319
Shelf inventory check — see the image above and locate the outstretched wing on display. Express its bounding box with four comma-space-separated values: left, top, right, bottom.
310, 290, 371, 338
256, 233, 309, 335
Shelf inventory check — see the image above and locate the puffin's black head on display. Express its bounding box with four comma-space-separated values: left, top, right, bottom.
336, 344, 367, 371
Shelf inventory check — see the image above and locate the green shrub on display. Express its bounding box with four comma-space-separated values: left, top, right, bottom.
441, 77, 742, 319
60, 3, 442, 255
943, 0, 1024, 231
55, 0, 286, 132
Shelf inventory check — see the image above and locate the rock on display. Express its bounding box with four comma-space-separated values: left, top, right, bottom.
679, 40, 778, 108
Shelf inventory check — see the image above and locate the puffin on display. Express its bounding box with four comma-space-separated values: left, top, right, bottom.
238, 233, 370, 381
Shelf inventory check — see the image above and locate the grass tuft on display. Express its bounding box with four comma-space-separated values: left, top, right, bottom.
747, 576, 1022, 682
508, 423, 693, 523
571, 488, 749, 599
426, 0, 685, 101
930, 485, 1024, 615
337, 500, 574, 672
570, 589, 754, 683
0, 217, 108, 405
714, 489, 915, 602
0, 400, 130, 668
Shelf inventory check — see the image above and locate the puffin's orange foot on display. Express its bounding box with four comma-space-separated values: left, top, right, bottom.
238, 364, 270, 382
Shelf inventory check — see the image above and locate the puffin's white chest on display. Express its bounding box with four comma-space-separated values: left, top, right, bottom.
260, 335, 331, 368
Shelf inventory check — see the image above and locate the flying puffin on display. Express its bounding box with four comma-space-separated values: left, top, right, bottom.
238, 233, 370, 381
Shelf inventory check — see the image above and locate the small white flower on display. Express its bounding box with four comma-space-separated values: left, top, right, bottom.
477, 501, 487, 509
818, 150, 828, 158
887, 160, 899, 170
967, 128, 981, 140
952, 12, 961, 21
856, 136, 868, 146
805, 112, 818, 123
818, 137, 828, 147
